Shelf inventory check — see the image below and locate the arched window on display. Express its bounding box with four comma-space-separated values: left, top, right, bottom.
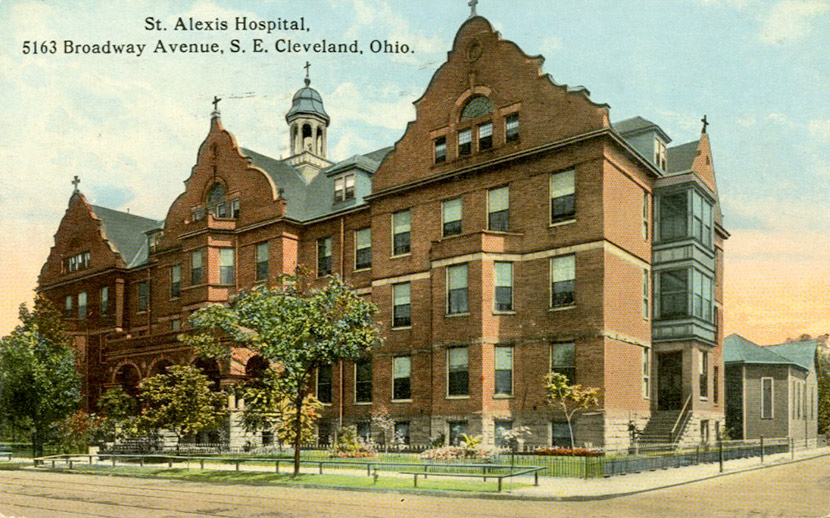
460, 96, 493, 120
206, 183, 229, 218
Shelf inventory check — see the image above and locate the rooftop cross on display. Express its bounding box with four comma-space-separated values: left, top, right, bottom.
701, 114, 709, 134
468, 0, 478, 17
304, 61, 311, 86
212, 95, 222, 111
71, 175, 80, 193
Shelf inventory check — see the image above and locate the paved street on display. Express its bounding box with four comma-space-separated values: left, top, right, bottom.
0, 455, 828, 517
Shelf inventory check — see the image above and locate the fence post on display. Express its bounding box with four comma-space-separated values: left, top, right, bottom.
760, 436, 764, 463
718, 440, 724, 473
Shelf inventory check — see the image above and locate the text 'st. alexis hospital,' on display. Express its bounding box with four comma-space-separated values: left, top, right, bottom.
38, 12, 727, 451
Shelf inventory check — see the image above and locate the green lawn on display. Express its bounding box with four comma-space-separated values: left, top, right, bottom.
46, 464, 528, 493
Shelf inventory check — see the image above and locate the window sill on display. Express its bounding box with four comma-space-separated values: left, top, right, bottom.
391, 399, 412, 404
391, 326, 412, 331
391, 253, 411, 260
319, 402, 333, 407
493, 394, 514, 399
549, 305, 575, 312
354, 401, 372, 406
493, 310, 516, 316
445, 395, 470, 400
549, 218, 576, 228
441, 233, 463, 240
446, 312, 470, 318
699, 397, 709, 402
353, 267, 371, 273
170, 297, 181, 302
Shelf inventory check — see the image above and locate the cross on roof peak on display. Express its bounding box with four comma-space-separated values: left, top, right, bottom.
304, 61, 311, 86
701, 114, 709, 134
468, 0, 478, 17
212, 95, 222, 111
71, 175, 80, 193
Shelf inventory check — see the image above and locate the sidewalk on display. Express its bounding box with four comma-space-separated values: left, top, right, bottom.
507, 446, 830, 500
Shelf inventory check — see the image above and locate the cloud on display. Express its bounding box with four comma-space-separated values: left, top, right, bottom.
327, 81, 415, 131
758, 0, 830, 44
541, 36, 562, 55
808, 119, 830, 142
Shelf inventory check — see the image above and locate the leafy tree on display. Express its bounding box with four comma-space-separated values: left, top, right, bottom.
136, 365, 227, 449
53, 410, 104, 453
97, 386, 139, 442
0, 297, 81, 456
543, 372, 601, 449
818, 354, 830, 435
183, 273, 380, 475
371, 406, 398, 452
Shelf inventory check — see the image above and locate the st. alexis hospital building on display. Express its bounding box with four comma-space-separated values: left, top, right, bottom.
39, 14, 728, 450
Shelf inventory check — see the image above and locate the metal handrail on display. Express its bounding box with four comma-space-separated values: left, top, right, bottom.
670, 394, 692, 445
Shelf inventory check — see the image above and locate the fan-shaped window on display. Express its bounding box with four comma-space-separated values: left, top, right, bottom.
461, 96, 493, 120
207, 183, 225, 205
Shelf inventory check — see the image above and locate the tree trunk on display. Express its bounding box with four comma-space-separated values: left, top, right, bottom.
293, 394, 303, 476
564, 404, 575, 450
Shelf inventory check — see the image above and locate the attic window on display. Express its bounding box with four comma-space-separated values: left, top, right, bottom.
65, 251, 91, 273
206, 183, 232, 218
461, 96, 493, 120
654, 139, 667, 171
334, 174, 355, 202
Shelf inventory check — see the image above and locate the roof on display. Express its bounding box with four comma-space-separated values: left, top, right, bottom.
612, 116, 671, 142
285, 82, 330, 123
90, 204, 162, 267
667, 140, 700, 174
724, 334, 807, 370
765, 341, 818, 372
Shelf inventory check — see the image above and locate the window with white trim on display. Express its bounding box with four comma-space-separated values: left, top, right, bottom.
355, 228, 371, 270
137, 281, 149, 312
392, 283, 411, 328
442, 198, 462, 237
478, 122, 493, 151
447, 264, 468, 315
78, 292, 87, 319
434, 136, 447, 163
334, 174, 355, 202
643, 268, 649, 319
392, 210, 411, 256
699, 350, 708, 399
447, 347, 469, 397
550, 255, 575, 308
100, 286, 109, 316
170, 264, 181, 299
642, 347, 650, 398
191, 249, 203, 285
494, 262, 513, 312
550, 170, 575, 223
642, 191, 649, 239
317, 236, 332, 276
219, 248, 235, 285
64, 295, 73, 317
256, 242, 269, 282
393, 356, 411, 401
494, 346, 513, 396
355, 358, 372, 403
458, 128, 472, 156
654, 139, 667, 171
488, 186, 509, 231
551, 342, 576, 384
505, 113, 519, 142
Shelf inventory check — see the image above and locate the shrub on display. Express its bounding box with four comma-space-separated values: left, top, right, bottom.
331, 426, 375, 458
420, 435, 496, 461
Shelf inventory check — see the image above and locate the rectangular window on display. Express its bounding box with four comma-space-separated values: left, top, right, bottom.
713, 366, 719, 404
442, 198, 462, 237
642, 347, 650, 398
317, 236, 332, 276
392, 210, 411, 256
334, 174, 356, 202
488, 186, 509, 231
458, 128, 472, 156
66, 251, 91, 273
699, 350, 708, 399
392, 283, 411, 328
654, 139, 667, 171
354, 228, 371, 270
317, 364, 332, 404
447, 347, 469, 397
219, 248, 235, 285
231, 199, 240, 219
478, 122, 493, 150
660, 192, 688, 241
642, 192, 649, 239
494, 346, 513, 396
689, 269, 714, 321
703, 196, 713, 247
256, 242, 269, 282
65, 295, 73, 317
78, 292, 87, 319
659, 269, 688, 319
434, 136, 447, 163
550, 255, 576, 308
214, 202, 227, 218
494, 262, 513, 312
552, 342, 576, 384
505, 113, 519, 142
394, 422, 411, 445
170, 264, 181, 299
100, 286, 108, 316
170, 319, 181, 332
447, 264, 468, 315
494, 419, 513, 448
191, 249, 203, 286
448, 420, 467, 445
552, 421, 570, 447
355, 358, 372, 403
393, 356, 412, 401
137, 281, 148, 312
643, 269, 650, 319
550, 170, 576, 223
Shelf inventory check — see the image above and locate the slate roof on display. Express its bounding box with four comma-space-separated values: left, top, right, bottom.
765, 341, 818, 372
724, 334, 807, 371
286, 84, 330, 123
612, 116, 658, 135
667, 140, 700, 174
90, 205, 162, 268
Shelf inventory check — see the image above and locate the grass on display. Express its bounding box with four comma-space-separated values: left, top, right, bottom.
46, 464, 528, 493
0, 462, 25, 471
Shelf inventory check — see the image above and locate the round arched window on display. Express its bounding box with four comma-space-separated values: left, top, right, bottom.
207, 183, 225, 205
461, 96, 493, 120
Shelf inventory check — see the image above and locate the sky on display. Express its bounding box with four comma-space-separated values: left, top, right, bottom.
0, 0, 827, 344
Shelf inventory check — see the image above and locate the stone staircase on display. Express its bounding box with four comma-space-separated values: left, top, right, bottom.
639, 410, 685, 447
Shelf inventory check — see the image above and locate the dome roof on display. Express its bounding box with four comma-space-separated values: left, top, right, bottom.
286, 79, 330, 124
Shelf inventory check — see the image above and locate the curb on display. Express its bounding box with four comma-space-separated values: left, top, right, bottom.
18, 450, 830, 502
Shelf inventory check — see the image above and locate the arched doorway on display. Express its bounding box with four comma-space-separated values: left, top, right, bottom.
113, 363, 141, 397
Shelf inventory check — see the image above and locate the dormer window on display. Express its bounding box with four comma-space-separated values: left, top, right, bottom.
654, 139, 667, 171
334, 174, 355, 202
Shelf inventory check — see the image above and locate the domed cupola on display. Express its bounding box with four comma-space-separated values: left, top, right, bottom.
286, 63, 329, 158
